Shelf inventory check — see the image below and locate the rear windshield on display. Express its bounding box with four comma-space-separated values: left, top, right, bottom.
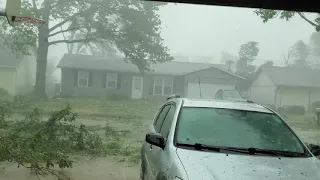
176, 107, 306, 154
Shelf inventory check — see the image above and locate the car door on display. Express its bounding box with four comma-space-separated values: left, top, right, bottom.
143, 104, 171, 180
149, 103, 176, 180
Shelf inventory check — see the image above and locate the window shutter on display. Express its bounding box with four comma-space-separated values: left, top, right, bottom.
88, 72, 93, 87
117, 74, 121, 89
74, 70, 78, 87
102, 72, 107, 88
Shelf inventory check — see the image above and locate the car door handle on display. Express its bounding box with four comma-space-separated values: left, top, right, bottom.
149, 145, 152, 150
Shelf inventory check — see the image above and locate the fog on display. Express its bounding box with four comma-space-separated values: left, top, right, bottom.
49, 3, 316, 67
1, 1, 320, 180
159, 4, 315, 64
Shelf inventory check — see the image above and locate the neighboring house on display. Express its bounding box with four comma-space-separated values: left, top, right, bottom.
249, 66, 320, 111
57, 54, 245, 99
0, 48, 36, 95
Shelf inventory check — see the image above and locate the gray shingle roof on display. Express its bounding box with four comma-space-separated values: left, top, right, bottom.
263, 66, 320, 88
57, 54, 243, 78
0, 48, 21, 68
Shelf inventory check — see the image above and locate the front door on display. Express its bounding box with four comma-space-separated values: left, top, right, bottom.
132, 76, 143, 99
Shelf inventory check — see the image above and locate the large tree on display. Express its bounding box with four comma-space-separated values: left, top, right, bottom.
254, 10, 320, 32
308, 32, 320, 67
236, 41, 259, 76
290, 40, 310, 68
0, 0, 172, 98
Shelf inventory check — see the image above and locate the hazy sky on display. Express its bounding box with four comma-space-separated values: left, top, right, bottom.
158, 3, 316, 66
0, 1, 317, 66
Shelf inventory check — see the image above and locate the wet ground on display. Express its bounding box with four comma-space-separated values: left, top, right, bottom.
0, 113, 319, 180
0, 157, 139, 180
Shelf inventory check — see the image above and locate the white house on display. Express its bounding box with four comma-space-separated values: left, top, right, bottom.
0, 48, 36, 95
249, 66, 320, 111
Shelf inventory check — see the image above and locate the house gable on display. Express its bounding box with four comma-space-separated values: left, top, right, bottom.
251, 71, 276, 88
250, 71, 277, 105
184, 66, 244, 85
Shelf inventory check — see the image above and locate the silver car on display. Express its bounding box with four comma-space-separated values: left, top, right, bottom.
140, 96, 320, 180
214, 89, 244, 101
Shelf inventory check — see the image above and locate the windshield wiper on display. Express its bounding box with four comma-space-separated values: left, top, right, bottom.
176, 143, 255, 155
247, 148, 306, 157
176, 143, 306, 157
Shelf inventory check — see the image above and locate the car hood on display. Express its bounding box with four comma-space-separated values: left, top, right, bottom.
176, 148, 320, 180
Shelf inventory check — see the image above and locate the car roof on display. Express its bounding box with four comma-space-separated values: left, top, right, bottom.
180, 98, 273, 113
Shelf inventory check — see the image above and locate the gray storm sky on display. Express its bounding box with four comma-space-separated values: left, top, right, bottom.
1, 1, 317, 66
158, 3, 315, 65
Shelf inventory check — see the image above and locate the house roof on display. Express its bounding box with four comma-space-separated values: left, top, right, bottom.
261, 66, 320, 88
0, 48, 21, 68
58, 54, 244, 79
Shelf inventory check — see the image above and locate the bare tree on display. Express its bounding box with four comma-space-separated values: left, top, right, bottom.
282, 47, 293, 67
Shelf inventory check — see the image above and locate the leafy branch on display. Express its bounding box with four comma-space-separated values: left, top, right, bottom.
0, 104, 105, 179
254, 9, 320, 32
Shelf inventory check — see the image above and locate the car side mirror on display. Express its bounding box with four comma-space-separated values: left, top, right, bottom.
306, 143, 320, 156
146, 132, 165, 149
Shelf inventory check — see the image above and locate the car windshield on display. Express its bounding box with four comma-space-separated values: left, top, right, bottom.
176, 107, 305, 154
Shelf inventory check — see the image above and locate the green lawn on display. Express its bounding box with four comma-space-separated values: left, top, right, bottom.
9, 99, 320, 163
23, 98, 164, 164
22, 98, 163, 119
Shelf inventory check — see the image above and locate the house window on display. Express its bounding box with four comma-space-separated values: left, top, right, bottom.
153, 76, 173, 95
106, 73, 117, 89
78, 71, 89, 87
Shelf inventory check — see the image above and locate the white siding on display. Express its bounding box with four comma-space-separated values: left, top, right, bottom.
250, 71, 276, 105
187, 83, 234, 99
279, 88, 309, 110
15, 54, 36, 94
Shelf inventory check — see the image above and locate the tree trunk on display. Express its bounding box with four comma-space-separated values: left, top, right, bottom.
33, 0, 50, 99
34, 34, 49, 99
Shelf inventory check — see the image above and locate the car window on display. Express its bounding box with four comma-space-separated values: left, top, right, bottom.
160, 104, 176, 139
154, 105, 171, 132
176, 107, 306, 154
215, 90, 222, 99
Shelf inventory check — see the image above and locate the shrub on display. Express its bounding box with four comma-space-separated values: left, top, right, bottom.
0, 88, 9, 97
0, 93, 33, 110
312, 101, 320, 112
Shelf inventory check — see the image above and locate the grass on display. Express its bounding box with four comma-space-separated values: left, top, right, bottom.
25, 98, 163, 119
13, 98, 164, 165
10, 98, 320, 164
284, 112, 319, 130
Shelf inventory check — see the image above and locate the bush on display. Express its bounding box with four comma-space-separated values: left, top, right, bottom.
0, 88, 9, 97
1, 93, 34, 110
312, 101, 320, 111
278, 105, 305, 115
